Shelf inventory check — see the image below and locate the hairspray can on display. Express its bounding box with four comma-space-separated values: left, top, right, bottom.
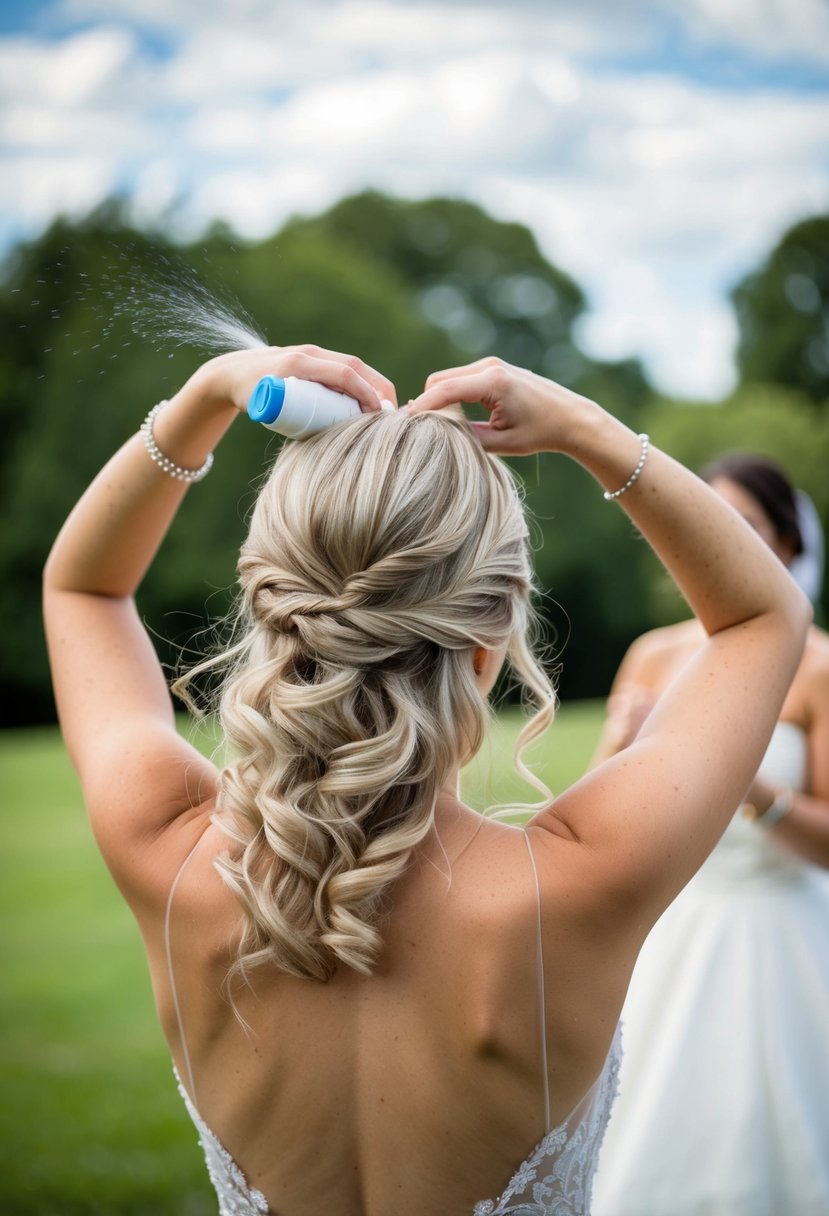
247, 376, 362, 438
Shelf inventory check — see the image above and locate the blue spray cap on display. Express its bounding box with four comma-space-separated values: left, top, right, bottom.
247, 375, 286, 424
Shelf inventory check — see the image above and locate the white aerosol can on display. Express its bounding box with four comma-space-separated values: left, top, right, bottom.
247, 376, 362, 438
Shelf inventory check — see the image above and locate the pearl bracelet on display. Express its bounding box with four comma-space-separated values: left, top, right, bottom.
140, 401, 214, 483
604, 433, 650, 502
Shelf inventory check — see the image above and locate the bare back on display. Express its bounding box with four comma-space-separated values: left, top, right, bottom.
143, 808, 625, 1216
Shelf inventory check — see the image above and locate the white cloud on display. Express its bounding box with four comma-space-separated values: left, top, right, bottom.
131, 158, 185, 221
0, 154, 117, 227
1, 103, 151, 154
55, 0, 656, 60
2, 0, 828, 398
53, 0, 829, 67
184, 163, 344, 240
574, 262, 741, 400
0, 26, 136, 106
682, 0, 829, 66
462, 68, 829, 396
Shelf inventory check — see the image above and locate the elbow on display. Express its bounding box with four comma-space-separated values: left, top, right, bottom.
42, 552, 55, 597
790, 581, 814, 640
782, 581, 813, 665
42, 550, 55, 591
42, 546, 62, 596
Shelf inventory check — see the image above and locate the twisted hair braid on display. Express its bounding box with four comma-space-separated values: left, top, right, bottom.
176, 408, 556, 982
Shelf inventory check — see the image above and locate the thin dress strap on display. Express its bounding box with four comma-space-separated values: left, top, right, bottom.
164, 837, 203, 1103
523, 828, 552, 1133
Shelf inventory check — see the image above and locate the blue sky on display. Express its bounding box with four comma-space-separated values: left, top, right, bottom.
2, 0, 828, 398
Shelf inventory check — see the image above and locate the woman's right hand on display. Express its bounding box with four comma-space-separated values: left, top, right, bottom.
190, 343, 397, 418
149, 344, 396, 478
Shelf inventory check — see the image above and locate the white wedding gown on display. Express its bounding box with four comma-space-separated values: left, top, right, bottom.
592, 722, 829, 1216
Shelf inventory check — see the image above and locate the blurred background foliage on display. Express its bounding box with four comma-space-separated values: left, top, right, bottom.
1, 192, 827, 726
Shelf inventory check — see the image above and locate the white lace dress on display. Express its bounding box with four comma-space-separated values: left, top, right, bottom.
592, 723, 829, 1216
175, 1029, 621, 1216
474, 1024, 621, 1215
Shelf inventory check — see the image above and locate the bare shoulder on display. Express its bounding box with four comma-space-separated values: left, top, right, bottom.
627, 617, 702, 660
800, 625, 829, 699
418, 815, 552, 945
518, 825, 638, 1023
614, 618, 702, 687
805, 623, 829, 662
90, 748, 220, 926
442, 818, 626, 1000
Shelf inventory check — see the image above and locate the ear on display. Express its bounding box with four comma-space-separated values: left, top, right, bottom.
471, 643, 508, 698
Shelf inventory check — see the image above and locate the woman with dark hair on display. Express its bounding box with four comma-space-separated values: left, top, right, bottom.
43, 352, 810, 1216
592, 452, 829, 1216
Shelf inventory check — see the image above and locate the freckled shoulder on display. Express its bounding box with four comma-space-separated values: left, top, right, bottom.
801, 625, 829, 696
616, 618, 703, 689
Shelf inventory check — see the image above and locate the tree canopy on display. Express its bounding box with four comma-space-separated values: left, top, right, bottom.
732, 214, 829, 404
2, 193, 826, 725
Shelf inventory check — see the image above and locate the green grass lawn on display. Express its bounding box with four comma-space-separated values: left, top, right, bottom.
0, 703, 603, 1215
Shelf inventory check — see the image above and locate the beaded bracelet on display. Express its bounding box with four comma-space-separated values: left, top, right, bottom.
140, 401, 214, 483
603, 433, 650, 502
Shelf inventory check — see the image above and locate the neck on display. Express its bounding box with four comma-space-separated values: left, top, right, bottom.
439, 768, 461, 803
433, 772, 482, 839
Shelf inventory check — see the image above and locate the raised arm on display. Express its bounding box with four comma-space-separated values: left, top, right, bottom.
735, 635, 829, 869
410, 358, 812, 927
43, 345, 394, 905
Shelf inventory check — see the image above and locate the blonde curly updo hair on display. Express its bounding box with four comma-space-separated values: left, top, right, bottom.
184, 408, 555, 982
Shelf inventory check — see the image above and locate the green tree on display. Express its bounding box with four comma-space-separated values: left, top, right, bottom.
732, 214, 829, 404
0, 190, 669, 723
0, 200, 458, 723
282, 193, 655, 695
304, 191, 585, 370
642, 384, 829, 625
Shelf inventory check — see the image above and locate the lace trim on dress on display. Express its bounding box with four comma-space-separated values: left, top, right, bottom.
175, 1067, 270, 1215
172, 1033, 621, 1216
473, 1025, 622, 1216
